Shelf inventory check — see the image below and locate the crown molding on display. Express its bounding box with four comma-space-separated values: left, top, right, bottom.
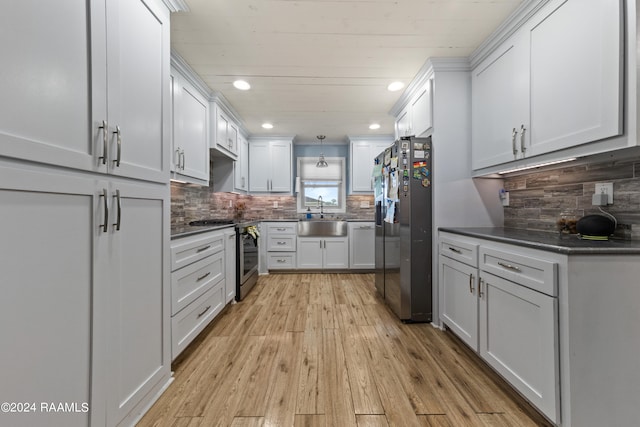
170, 49, 211, 98
347, 135, 395, 143
162, 0, 189, 12
468, 0, 551, 69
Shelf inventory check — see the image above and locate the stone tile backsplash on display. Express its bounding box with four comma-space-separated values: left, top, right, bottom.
503, 157, 640, 239
171, 169, 375, 227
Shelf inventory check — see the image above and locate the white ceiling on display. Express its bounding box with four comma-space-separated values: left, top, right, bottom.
171, 0, 524, 144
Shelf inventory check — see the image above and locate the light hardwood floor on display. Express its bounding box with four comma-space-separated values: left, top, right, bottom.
138, 273, 551, 427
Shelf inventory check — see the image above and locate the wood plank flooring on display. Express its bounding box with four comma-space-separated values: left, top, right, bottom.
138, 273, 551, 427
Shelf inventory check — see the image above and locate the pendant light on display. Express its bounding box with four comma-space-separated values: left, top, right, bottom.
316, 135, 328, 168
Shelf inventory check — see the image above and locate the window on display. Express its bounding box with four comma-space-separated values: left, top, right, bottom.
297, 157, 345, 213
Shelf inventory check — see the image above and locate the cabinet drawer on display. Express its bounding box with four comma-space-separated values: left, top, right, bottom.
267, 235, 296, 251
171, 250, 225, 315
440, 235, 479, 267
267, 253, 297, 269
265, 222, 297, 235
171, 231, 226, 271
480, 247, 557, 296
171, 282, 225, 360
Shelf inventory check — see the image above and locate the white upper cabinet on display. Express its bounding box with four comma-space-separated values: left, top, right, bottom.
171, 66, 209, 185
471, 29, 529, 170
0, 0, 170, 183
394, 79, 433, 139
248, 138, 292, 193
212, 103, 239, 159
350, 137, 393, 193
410, 79, 434, 138
527, 0, 623, 156
471, 0, 623, 171
234, 134, 249, 192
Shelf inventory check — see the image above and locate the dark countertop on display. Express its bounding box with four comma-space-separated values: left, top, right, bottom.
439, 227, 640, 255
172, 218, 374, 239
171, 224, 235, 240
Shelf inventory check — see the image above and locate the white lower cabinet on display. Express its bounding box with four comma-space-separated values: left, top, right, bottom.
438, 232, 559, 424
170, 228, 232, 360
0, 162, 171, 427
348, 222, 375, 269
297, 237, 349, 269
265, 222, 298, 270
224, 229, 237, 303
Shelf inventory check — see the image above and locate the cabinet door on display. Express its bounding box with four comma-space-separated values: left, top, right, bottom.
249, 141, 271, 192
472, 30, 529, 170
106, 180, 170, 426
297, 238, 323, 268
528, 0, 622, 156
234, 136, 249, 191
440, 256, 479, 350
396, 106, 411, 138
225, 230, 237, 303
411, 79, 433, 137
349, 223, 375, 269
324, 238, 349, 269
479, 271, 559, 423
0, 164, 106, 427
269, 141, 292, 192
106, 0, 170, 183
0, 0, 107, 174
228, 122, 239, 156
175, 76, 209, 182
351, 142, 375, 192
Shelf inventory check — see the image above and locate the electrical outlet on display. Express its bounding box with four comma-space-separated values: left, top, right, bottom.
594, 182, 614, 205
360, 200, 370, 208
273, 201, 278, 208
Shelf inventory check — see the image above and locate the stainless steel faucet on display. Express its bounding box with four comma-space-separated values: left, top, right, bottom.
317, 195, 324, 218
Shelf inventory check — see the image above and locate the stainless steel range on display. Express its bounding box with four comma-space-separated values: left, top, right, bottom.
187, 219, 260, 301
235, 221, 259, 301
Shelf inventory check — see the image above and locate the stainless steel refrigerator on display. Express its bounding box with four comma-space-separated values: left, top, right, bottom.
374, 136, 432, 322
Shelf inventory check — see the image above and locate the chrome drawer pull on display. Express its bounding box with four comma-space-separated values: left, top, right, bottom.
196, 245, 211, 253
512, 127, 518, 155
112, 189, 121, 231
277, 241, 287, 245
448, 247, 462, 254
197, 305, 212, 318
99, 121, 108, 165
99, 188, 109, 233
196, 272, 211, 282
113, 125, 122, 167
277, 259, 286, 263
498, 261, 521, 272
276, 228, 286, 231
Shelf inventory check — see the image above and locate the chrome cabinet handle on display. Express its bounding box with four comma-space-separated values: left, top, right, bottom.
113, 189, 121, 231
448, 247, 462, 254
359, 226, 372, 229
242, 177, 245, 188
498, 261, 521, 272
320, 240, 322, 249
196, 272, 211, 282
175, 149, 181, 170
100, 188, 109, 233
113, 126, 122, 167
181, 150, 185, 170
520, 124, 527, 153
277, 241, 287, 245
479, 278, 484, 298
196, 245, 211, 253
512, 127, 518, 155
469, 274, 474, 293
277, 259, 286, 263
99, 121, 108, 165
197, 305, 212, 318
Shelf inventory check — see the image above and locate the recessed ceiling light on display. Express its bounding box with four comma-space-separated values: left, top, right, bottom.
387, 81, 404, 92
261, 123, 273, 129
369, 123, 381, 130
233, 80, 251, 90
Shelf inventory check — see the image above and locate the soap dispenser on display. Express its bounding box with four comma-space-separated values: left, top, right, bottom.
306, 207, 312, 219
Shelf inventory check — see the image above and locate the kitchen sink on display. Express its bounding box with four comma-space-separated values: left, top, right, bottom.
297, 220, 347, 237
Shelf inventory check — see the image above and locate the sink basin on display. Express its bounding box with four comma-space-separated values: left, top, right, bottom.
298, 220, 347, 237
